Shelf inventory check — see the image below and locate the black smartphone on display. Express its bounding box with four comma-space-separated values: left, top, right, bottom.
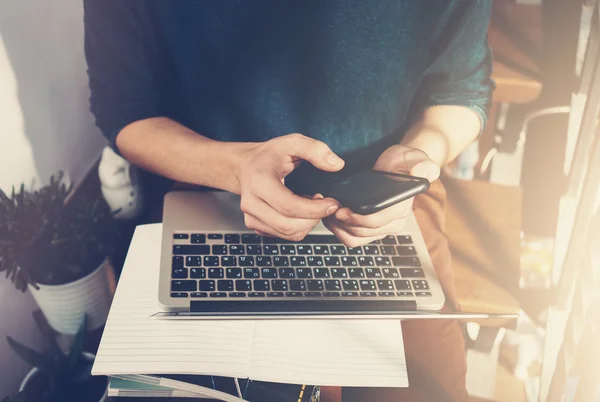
316, 170, 430, 215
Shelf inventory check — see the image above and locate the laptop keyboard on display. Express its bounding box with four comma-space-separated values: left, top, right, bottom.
170, 233, 432, 299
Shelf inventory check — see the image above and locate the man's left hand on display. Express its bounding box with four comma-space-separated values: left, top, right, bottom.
323, 144, 441, 247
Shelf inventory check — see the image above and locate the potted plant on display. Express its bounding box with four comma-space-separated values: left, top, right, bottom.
0, 172, 120, 334
2, 312, 107, 402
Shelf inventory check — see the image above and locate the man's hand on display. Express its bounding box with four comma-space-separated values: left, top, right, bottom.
323, 144, 440, 247
238, 133, 344, 241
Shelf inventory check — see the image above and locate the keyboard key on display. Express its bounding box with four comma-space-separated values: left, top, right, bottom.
394, 280, 412, 290
226, 268, 242, 278
412, 280, 430, 290
280, 245, 296, 255
330, 246, 346, 255
397, 235, 412, 244
173, 245, 210, 255
342, 292, 359, 297
263, 245, 279, 255
242, 234, 261, 244
341, 257, 358, 267
221, 256, 237, 267
377, 280, 394, 291
172, 268, 188, 279
314, 268, 331, 278
229, 245, 245, 255
254, 280, 270, 291
190, 268, 206, 278
400, 268, 425, 278
360, 292, 377, 297
236, 280, 252, 291
348, 268, 365, 278
313, 245, 330, 255
307, 280, 324, 291
191, 292, 208, 298
342, 280, 359, 291
396, 246, 417, 256
301, 235, 341, 244
171, 280, 196, 292
307, 256, 324, 267
325, 280, 342, 291
363, 246, 379, 255
261, 268, 278, 278
375, 257, 392, 267
246, 245, 262, 255
171, 292, 188, 298
173, 233, 189, 240
416, 292, 432, 297
238, 256, 254, 267
262, 237, 282, 244
365, 268, 382, 278
225, 234, 240, 244
208, 234, 223, 240
290, 257, 307, 267
382, 268, 400, 278
191, 234, 206, 244
358, 257, 375, 267
379, 292, 395, 297
331, 268, 348, 278
393, 257, 421, 267
290, 280, 306, 291
218, 280, 234, 291
305, 292, 322, 297
382, 235, 397, 245
199, 280, 216, 291
296, 268, 313, 278
204, 257, 219, 267
381, 246, 397, 255
267, 292, 285, 297
278, 268, 295, 278
208, 268, 224, 278
256, 256, 272, 267
324, 257, 340, 266
244, 268, 260, 278
212, 245, 227, 255
185, 256, 202, 266
297, 245, 313, 255
249, 292, 265, 297
359, 280, 377, 291
273, 256, 290, 267
371, 240, 382, 244
397, 291, 413, 297
286, 292, 303, 297
272, 280, 288, 291
348, 247, 363, 255
323, 292, 341, 297
210, 292, 227, 297
230, 292, 246, 297
173, 256, 184, 270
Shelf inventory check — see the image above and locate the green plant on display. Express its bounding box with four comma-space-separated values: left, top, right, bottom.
3, 312, 105, 402
0, 172, 120, 291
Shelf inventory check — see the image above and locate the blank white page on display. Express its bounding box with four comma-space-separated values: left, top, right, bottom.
92, 224, 254, 378
250, 320, 408, 387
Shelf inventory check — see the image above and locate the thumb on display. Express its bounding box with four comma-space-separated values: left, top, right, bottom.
286, 135, 345, 172
410, 160, 440, 182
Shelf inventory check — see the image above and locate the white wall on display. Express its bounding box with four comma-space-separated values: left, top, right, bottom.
0, 0, 106, 397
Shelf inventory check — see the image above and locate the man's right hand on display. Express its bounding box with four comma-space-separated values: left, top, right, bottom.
236, 133, 345, 241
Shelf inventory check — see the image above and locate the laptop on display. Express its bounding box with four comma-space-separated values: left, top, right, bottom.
155, 188, 455, 319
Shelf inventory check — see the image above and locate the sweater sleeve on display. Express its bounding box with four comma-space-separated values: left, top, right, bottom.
83, 0, 165, 152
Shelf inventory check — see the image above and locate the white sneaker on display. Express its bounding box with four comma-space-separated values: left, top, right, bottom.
98, 146, 143, 220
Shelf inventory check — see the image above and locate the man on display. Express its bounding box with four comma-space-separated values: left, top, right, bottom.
84, 1, 494, 400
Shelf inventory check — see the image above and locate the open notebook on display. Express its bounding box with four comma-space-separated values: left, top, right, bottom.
92, 223, 408, 399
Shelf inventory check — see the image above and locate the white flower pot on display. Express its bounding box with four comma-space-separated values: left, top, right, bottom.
28, 259, 116, 334
19, 352, 108, 402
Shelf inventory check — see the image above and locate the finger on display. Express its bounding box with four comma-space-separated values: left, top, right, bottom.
241, 195, 319, 236
244, 213, 314, 242
335, 201, 412, 228
283, 134, 345, 172
254, 176, 339, 219
410, 159, 441, 182
335, 218, 407, 238
324, 218, 386, 248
